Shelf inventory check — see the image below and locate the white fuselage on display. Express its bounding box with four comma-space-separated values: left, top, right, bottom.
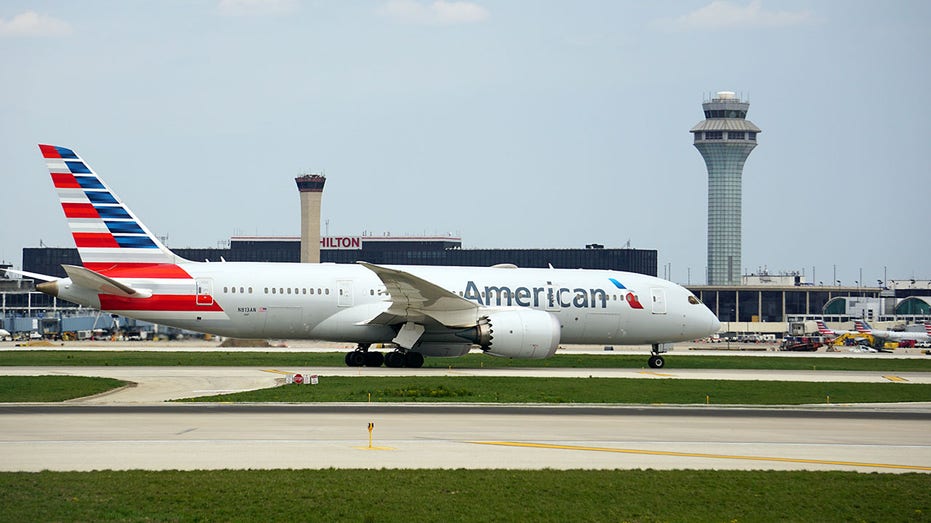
52, 262, 719, 346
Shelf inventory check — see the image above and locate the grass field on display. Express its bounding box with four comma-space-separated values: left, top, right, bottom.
0, 469, 927, 522
178, 376, 931, 404
3, 350, 931, 371
0, 376, 127, 402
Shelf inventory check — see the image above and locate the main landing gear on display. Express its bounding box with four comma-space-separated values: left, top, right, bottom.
344, 344, 424, 368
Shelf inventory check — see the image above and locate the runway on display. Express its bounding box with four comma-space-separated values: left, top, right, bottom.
1, 404, 929, 473
1, 365, 930, 473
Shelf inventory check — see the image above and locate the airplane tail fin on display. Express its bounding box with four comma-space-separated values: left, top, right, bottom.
854, 320, 872, 333
815, 320, 834, 335
39, 145, 186, 271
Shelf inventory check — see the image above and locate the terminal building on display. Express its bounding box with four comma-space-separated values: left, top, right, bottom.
18, 236, 656, 277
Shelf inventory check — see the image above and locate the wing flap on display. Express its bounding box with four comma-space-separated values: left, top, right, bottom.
358, 262, 478, 328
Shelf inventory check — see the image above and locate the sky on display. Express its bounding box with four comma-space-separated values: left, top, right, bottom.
1, 0, 929, 286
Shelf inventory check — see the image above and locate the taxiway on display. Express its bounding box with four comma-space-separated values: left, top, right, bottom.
1, 358, 929, 473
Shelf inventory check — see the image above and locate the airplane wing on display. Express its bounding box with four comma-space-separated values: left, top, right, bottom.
357, 262, 479, 328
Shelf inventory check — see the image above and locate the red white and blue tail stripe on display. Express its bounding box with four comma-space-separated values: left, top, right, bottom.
40, 144, 183, 270
38, 145, 226, 322
815, 320, 835, 336
854, 320, 872, 334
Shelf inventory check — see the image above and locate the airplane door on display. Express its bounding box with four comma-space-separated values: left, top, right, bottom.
544, 282, 559, 312
651, 288, 666, 315
337, 280, 353, 307
195, 278, 214, 306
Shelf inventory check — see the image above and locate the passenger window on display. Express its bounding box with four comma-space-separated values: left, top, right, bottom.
223, 287, 228, 293
249, 287, 253, 294
302, 288, 307, 295
272, 288, 276, 294
240, 287, 244, 293
325, 289, 329, 295
287, 288, 292, 294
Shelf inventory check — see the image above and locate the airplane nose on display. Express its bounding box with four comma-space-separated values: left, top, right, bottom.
708, 310, 721, 333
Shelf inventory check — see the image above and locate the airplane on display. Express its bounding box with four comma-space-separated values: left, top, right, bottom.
14, 144, 720, 369
814, 320, 861, 339
854, 320, 931, 344
815, 320, 875, 349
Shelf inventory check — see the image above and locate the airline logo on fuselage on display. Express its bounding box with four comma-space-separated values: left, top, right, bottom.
463, 280, 609, 309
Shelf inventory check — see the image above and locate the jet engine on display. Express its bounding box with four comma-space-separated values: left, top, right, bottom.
457, 309, 560, 359
415, 342, 472, 358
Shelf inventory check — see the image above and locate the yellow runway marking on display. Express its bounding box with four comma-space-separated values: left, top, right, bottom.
353, 446, 395, 451
471, 441, 931, 471
883, 375, 908, 382
261, 369, 292, 375
638, 371, 675, 377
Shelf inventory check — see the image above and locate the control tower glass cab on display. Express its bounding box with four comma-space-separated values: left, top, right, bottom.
690, 91, 761, 286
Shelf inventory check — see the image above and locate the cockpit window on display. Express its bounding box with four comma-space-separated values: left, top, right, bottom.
688, 295, 701, 305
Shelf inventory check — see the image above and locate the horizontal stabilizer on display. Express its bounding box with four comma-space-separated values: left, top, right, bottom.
358, 262, 478, 327
1, 268, 58, 282
63, 264, 152, 298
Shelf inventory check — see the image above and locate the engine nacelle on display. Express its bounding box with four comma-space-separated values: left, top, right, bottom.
470, 309, 561, 359
415, 342, 472, 358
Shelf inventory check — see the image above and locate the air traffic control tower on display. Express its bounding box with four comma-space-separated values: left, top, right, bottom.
295, 173, 326, 263
691, 91, 760, 285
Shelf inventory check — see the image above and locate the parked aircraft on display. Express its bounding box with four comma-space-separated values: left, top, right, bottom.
18, 144, 719, 368
814, 320, 861, 339
854, 320, 931, 344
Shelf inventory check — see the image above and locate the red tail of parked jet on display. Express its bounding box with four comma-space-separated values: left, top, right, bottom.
815, 320, 835, 336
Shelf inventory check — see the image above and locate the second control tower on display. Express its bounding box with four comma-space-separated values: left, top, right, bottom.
690, 91, 760, 285
295, 173, 327, 263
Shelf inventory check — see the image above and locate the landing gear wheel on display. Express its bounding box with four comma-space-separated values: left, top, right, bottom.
345, 351, 366, 367
364, 351, 385, 367
648, 355, 665, 369
403, 351, 424, 368
384, 351, 405, 368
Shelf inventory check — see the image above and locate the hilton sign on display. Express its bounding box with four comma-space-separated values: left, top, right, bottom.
320, 237, 362, 250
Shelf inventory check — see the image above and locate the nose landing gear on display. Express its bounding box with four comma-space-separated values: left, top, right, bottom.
648, 343, 670, 369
